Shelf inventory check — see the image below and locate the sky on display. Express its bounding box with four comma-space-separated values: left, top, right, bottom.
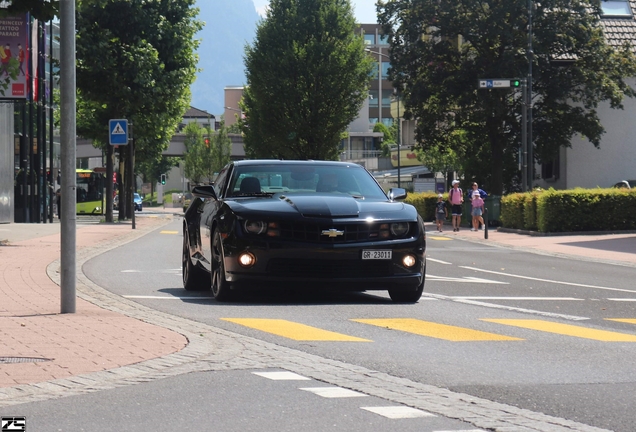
252, 0, 380, 24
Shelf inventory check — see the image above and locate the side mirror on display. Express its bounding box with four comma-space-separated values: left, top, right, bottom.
388, 188, 407, 201
192, 184, 218, 200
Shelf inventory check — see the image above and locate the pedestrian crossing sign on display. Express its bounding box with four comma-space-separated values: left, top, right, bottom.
109, 119, 128, 145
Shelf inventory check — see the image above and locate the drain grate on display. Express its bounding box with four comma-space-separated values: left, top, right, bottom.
0, 357, 52, 364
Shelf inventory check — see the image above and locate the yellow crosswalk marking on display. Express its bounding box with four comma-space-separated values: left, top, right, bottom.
221, 318, 371, 341
606, 318, 636, 325
160, 230, 179, 234
483, 319, 636, 341
352, 318, 521, 341
428, 236, 452, 240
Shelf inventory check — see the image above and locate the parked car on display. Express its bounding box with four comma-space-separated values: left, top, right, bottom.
612, 180, 636, 189
182, 160, 426, 302
134, 193, 143, 211
113, 193, 143, 211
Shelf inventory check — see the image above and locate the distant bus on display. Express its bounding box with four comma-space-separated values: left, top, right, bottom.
76, 169, 105, 214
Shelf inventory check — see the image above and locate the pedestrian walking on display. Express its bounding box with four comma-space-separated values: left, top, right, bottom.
448, 180, 463, 232
471, 190, 485, 231
435, 193, 447, 232
468, 182, 488, 228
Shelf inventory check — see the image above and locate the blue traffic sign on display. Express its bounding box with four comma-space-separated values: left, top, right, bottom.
109, 119, 128, 145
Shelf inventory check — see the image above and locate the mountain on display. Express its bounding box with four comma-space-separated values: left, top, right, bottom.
190, 0, 260, 116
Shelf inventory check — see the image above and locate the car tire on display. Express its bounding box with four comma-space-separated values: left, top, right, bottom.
388, 274, 425, 303
182, 227, 208, 291
211, 229, 234, 301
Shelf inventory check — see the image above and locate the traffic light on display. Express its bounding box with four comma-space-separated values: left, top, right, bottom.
204, 137, 210, 148
512, 79, 521, 87
161, 173, 166, 185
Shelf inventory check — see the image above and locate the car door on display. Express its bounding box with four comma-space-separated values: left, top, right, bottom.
199, 164, 232, 271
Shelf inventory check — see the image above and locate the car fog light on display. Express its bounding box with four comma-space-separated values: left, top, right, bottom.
238, 252, 256, 267
402, 254, 416, 268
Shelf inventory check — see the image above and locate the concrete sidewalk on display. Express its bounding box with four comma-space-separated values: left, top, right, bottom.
1, 213, 635, 391
0, 214, 187, 388
430, 222, 636, 267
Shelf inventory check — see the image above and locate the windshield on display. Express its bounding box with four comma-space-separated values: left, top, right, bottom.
226, 164, 387, 199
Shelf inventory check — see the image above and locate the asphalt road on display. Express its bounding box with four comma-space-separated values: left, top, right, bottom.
77, 215, 636, 432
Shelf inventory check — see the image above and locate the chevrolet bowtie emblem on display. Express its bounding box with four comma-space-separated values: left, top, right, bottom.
322, 228, 344, 238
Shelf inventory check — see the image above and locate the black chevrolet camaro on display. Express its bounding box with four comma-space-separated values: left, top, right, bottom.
182, 160, 426, 302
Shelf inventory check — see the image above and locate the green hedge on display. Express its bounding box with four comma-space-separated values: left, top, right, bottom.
500, 188, 636, 233
405, 192, 445, 221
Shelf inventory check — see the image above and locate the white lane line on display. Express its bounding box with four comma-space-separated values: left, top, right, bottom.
428, 275, 508, 284
123, 295, 210, 300
252, 371, 311, 380
423, 292, 589, 321
300, 387, 367, 398
434, 430, 485, 432
461, 266, 636, 294
451, 297, 583, 301
608, 298, 636, 302
122, 269, 181, 274
427, 257, 452, 265
361, 406, 435, 419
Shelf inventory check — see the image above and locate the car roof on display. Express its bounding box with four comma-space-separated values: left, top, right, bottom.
232, 159, 363, 168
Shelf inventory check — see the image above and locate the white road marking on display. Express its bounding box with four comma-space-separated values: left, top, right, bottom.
253, 371, 311, 380
434, 430, 485, 432
451, 297, 583, 301
361, 406, 435, 419
123, 295, 210, 300
423, 292, 589, 321
300, 387, 367, 398
427, 257, 452, 265
461, 266, 636, 294
428, 275, 508, 284
608, 298, 636, 302
122, 269, 181, 274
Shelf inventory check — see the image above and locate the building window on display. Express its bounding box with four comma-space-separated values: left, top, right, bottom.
364, 34, 375, 45
381, 62, 390, 80
369, 90, 379, 107
378, 34, 389, 45
381, 90, 393, 108
601, 0, 632, 16
541, 154, 560, 181
370, 61, 379, 79
381, 118, 393, 127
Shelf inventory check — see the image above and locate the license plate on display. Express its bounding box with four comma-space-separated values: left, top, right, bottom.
362, 250, 392, 260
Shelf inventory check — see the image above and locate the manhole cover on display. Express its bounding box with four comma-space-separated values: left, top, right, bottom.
0, 357, 52, 364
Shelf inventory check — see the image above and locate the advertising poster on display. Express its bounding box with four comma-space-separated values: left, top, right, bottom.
0, 15, 28, 99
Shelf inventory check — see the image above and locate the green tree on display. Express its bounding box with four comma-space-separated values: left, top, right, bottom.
76, 0, 201, 220
241, 0, 374, 160
373, 122, 394, 157
183, 121, 206, 185
378, 0, 636, 194
0, 0, 58, 21
209, 121, 232, 179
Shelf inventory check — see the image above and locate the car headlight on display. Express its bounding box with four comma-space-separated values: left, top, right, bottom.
390, 222, 410, 237
244, 220, 268, 235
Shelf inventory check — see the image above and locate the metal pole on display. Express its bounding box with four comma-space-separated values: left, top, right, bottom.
60, 0, 76, 314
521, 79, 527, 192
527, 0, 534, 190
397, 90, 401, 188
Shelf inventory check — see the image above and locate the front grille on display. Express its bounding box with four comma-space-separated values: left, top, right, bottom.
277, 221, 407, 243
267, 258, 393, 278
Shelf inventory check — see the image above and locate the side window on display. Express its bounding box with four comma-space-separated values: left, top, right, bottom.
213, 165, 230, 198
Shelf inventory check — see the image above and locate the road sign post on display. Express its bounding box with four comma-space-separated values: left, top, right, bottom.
109, 119, 128, 146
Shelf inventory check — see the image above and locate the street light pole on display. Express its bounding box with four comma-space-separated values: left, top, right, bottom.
394, 88, 401, 188
527, 0, 534, 191
365, 48, 401, 188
